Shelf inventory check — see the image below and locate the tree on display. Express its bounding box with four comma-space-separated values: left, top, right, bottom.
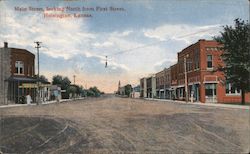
85, 86, 102, 97
52, 75, 71, 90
214, 18, 250, 104
67, 85, 77, 98
39, 75, 48, 82
34, 75, 48, 82
89, 86, 101, 97
124, 84, 132, 97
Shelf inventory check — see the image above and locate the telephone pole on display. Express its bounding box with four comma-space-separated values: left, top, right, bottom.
34, 41, 42, 105
184, 57, 188, 103
73, 75, 76, 85
184, 54, 189, 103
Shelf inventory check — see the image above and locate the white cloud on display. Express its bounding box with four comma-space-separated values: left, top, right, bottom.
93, 41, 114, 48
143, 24, 222, 44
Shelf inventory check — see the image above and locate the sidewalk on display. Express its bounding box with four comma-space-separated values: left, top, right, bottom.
144, 98, 250, 110
0, 97, 85, 109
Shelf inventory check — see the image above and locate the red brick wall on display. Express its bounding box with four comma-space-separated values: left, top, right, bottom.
10, 48, 35, 78
174, 39, 250, 103
171, 64, 178, 86
156, 70, 165, 89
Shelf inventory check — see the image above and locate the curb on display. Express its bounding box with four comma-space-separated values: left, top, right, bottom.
143, 98, 250, 110
0, 98, 85, 109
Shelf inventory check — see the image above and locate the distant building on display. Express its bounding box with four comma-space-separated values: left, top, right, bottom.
131, 85, 140, 98
0, 42, 50, 104
50, 85, 61, 101
139, 39, 250, 103
170, 64, 178, 100
146, 75, 156, 98
140, 78, 147, 98
156, 69, 165, 99
140, 75, 156, 99
119, 86, 126, 96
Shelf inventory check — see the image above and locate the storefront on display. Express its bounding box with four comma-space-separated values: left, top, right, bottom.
5, 76, 50, 104
204, 83, 217, 103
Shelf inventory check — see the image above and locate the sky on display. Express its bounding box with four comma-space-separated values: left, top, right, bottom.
0, 0, 249, 93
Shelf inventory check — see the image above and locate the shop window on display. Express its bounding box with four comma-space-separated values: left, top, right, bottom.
225, 82, 241, 95
205, 83, 216, 96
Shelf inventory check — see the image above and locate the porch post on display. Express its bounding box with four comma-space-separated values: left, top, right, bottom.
17, 80, 19, 104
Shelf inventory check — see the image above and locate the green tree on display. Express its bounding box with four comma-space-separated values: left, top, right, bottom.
67, 85, 77, 98
34, 75, 48, 82
89, 86, 101, 97
52, 75, 63, 85
214, 18, 250, 104
86, 86, 102, 97
124, 84, 132, 97
52, 75, 71, 90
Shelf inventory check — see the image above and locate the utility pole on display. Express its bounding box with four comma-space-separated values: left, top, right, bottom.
184, 55, 189, 103
34, 41, 42, 105
163, 68, 166, 99
73, 75, 76, 85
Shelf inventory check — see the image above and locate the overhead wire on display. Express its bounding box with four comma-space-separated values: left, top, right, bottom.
106, 26, 221, 57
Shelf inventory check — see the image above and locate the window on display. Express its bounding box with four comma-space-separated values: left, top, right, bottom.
15, 61, 24, 74
207, 55, 213, 69
187, 61, 192, 72
225, 82, 241, 95
205, 83, 216, 96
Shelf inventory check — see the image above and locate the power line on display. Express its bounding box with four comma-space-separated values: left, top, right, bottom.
106, 26, 220, 57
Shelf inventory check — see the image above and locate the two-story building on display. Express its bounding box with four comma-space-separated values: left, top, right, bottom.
0, 42, 50, 104
139, 39, 250, 104
174, 39, 250, 103
156, 69, 165, 99
155, 68, 172, 99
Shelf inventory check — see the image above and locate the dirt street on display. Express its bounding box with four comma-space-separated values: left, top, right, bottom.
0, 95, 249, 153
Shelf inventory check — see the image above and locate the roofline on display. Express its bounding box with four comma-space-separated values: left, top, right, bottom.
177, 39, 217, 54
0, 47, 35, 56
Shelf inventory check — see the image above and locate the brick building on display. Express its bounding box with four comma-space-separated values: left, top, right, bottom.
155, 68, 171, 99
139, 39, 250, 103
0, 42, 50, 105
174, 39, 250, 103
156, 69, 165, 98
170, 64, 178, 99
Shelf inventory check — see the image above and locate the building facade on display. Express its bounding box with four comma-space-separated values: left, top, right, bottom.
0, 42, 50, 105
155, 68, 172, 99
156, 69, 165, 99
175, 39, 250, 103
146, 75, 156, 98
140, 77, 147, 98
131, 85, 140, 98
139, 39, 250, 103
170, 64, 178, 100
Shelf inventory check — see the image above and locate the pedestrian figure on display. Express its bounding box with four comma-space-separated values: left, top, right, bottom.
26, 94, 32, 105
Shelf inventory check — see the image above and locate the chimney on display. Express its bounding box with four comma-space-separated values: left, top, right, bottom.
4, 42, 8, 48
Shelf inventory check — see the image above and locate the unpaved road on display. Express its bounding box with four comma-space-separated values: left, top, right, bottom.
0, 95, 250, 153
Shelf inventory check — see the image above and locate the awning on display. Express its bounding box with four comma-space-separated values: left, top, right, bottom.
19, 83, 51, 88
5, 76, 50, 84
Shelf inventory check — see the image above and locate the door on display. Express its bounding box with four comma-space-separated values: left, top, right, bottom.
205, 83, 217, 103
